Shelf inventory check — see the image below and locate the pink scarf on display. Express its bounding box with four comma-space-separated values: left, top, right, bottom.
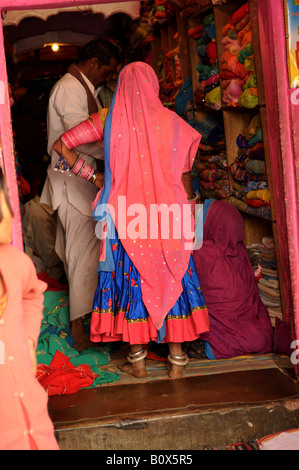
103, 62, 201, 330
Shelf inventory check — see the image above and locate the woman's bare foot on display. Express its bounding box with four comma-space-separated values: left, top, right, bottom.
167, 360, 186, 379
70, 317, 95, 352
118, 346, 147, 378
118, 361, 147, 378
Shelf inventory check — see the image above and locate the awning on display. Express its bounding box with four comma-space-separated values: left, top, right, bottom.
2, 2, 140, 26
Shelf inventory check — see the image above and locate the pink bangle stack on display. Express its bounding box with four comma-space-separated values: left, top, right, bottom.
61, 112, 104, 150
70, 156, 99, 184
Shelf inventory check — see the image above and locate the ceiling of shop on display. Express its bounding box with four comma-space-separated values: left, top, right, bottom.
3, 5, 140, 85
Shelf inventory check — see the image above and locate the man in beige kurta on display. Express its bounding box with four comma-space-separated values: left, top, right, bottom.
41, 38, 119, 350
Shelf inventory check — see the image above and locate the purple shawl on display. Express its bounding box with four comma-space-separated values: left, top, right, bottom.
193, 200, 274, 358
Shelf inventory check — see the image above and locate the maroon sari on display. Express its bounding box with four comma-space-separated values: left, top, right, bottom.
193, 200, 274, 359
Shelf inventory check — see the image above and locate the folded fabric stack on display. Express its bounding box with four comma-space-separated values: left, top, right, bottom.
141, 0, 179, 24
194, 115, 230, 199
260, 238, 283, 325
228, 114, 271, 220
247, 238, 283, 325
220, 2, 258, 108
188, 13, 221, 111
246, 243, 264, 279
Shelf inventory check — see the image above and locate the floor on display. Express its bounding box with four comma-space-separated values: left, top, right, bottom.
48, 365, 299, 450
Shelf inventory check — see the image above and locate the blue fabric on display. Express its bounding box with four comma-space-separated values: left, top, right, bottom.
175, 77, 193, 116
93, 81, 119, 272
157, 321, 166, 344
92, 231, 207, 339
203, 198, 215, 224
204, 341, 216, 360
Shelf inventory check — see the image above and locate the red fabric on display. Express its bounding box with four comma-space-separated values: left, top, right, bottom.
245, 199, 269, 208
37, 351, 98, 396
229, 2, 249, 27
38, 271, 68, 291
90, 308, 209, 345
206, 42, 218, 64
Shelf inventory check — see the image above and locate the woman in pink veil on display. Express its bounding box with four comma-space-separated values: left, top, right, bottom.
53, 62, 209, 378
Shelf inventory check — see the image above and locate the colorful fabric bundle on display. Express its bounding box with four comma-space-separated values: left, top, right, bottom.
188, 24, 204, 39
243, 181, 268, 193
220, 2, 258, 108
229, 2, 249, 26
235, 13, 250, 33
247, 238, 283, 322
194, 116, 222, 144
205, 86, 221, 110
243, 73, 257, 89
199, 168, 227, 182
223, 38, 242, 56
228, 111, 270, 221
245, 199, 268, 208
222, 79, 243, 106
197, 148, 230, 201
238, 87, 259, 108
238, 43, 253, 63
191, 12, 221, 110
245, 159, 266, 175
242, 114, 261, 140
246, 189, 270, 203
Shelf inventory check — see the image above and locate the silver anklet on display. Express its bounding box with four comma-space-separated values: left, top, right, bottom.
127, 349, 147, 364
168, 353, 189, 367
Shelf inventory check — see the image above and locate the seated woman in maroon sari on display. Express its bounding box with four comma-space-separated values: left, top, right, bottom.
192, 199, 274, 359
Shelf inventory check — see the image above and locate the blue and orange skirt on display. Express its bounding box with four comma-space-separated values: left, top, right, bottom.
90, 234, 209, 345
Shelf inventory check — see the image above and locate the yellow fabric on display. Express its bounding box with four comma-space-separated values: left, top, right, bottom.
0, 292, 7, 317
246, 189, 270, 204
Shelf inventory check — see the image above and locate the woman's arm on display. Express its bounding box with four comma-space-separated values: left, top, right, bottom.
182, 171, 195, 200
53, 138, 104, 190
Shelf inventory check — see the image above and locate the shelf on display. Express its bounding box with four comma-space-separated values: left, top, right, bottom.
150, 0, 286, 319
222, 104, 266, 111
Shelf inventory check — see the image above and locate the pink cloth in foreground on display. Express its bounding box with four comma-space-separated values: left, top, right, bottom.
100, 62, 202, 330
0, 244, 59, 450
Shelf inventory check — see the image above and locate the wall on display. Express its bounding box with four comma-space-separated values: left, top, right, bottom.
257, 0, 299, 361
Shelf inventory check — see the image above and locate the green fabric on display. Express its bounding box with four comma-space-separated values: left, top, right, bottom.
36, 290, 120, 386
238, 44, 253, 64
238, 88, 259, 109
243, 73, 257, 90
